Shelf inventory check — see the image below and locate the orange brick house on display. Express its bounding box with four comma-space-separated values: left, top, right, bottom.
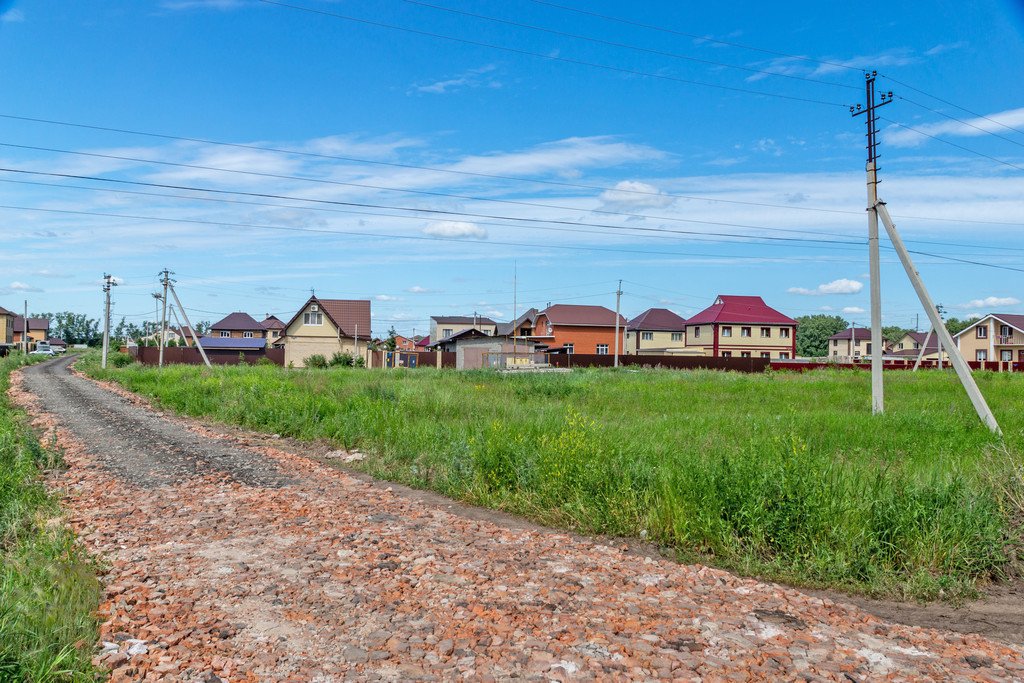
683, 295, 797, 359
529, 304, 627, 355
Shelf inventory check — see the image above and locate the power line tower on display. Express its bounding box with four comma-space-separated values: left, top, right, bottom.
853, 71, 1000, 433
101, 274, 118, 369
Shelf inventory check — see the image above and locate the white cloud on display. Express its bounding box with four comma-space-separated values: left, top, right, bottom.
925, 41, 967, 56
787, 278, 864, 296
423, 221, 487, 239
406, 286, 442, 294
411, 65, 501, 95
842, 306, 866, 314
599, 181, 676, 211
5, 282, 42, 293
373, 294, 406, 301
953, 296, 1021, 310
33, 270, 73, 279
883, 107, 1024, 147
1, 8, 25, 22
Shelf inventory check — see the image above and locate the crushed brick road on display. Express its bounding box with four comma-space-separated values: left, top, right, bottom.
12, 357, 1024, 682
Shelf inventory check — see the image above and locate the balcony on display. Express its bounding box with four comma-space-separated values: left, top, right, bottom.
996, 334, 1024, 346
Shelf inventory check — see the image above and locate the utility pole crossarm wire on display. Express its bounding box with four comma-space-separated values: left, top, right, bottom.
101, 274, 117, 369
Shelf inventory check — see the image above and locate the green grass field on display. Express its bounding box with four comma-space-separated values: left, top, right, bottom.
0, 354, 101, 682
86, 355, 1024, 601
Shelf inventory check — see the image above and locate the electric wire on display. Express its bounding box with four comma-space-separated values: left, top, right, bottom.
256, 0, 851, 108
895, 96, 1024, 149
523, 0, 865, 73
397, 0, 859, 90
878, 118, 1024, 172
880, 74, 1024, 137
5, 112, 1023, 227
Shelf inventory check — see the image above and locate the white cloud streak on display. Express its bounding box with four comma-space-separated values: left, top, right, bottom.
787, 278, 864, 296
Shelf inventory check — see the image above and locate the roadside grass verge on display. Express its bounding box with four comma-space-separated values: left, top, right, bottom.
82, 358, 1024, 601
0, 354, 101, 682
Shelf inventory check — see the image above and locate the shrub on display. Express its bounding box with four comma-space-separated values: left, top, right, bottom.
109, 352, 135, 368
256, 357, 277, 367
304, 354, 327, 369
330, 351, 353, 367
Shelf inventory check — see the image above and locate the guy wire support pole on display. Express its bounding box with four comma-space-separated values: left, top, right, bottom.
167, 282, 211, 368
614, 279, 622, 367
852, 71, 891, 415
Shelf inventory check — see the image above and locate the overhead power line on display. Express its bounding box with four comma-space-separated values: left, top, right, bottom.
878, 118, 1024, 172
256, 0, 850, 108
5, 112, 1022, 227
397, 0, 859, 90
880, 74, 1024, 137
524, 0, 864, 73
895, 96, 1024, 150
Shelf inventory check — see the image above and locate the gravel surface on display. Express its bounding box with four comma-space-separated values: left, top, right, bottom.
12, 357, 1024, 682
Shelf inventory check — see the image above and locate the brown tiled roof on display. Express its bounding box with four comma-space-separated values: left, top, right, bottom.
211, 312, 263, 332
14, 316, 49, 333
283, 297, 372, 338
260, 315, 286, 330
827, 328, 876, 341
628, 308, 686, 331
685, 296, 797, 326
0, 306, 14, 316
542, 304, 626, 327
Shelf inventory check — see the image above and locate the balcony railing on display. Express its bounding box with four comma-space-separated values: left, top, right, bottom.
996, 334, 1024, 345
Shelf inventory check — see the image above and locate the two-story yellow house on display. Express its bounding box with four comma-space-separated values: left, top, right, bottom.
683, 295, 797, 359
0, 305, 15, 353
13, 316, 48, 352
885, 330, 948, 363
625, 308, 688, 355
826, 327, 885, 360
277, 297, 372, 368
430, 315, 497, 342
953, 314, 1024, 363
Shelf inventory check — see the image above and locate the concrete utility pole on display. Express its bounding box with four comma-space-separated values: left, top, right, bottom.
912, 327, 932, 372
22, 300, 27, 353
853, 72, 999, 434
101, 274, 117, 369
614, 279, 622, 367
159, 269, 171, 368
852, 71, 891, 414
167, 282, 210, 367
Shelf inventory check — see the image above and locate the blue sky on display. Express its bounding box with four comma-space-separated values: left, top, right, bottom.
1, 0, 1023, 338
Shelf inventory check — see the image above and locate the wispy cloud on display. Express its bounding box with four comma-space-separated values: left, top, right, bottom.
373, 294, 406, 301
787, 278, 864, 296
883, 107, 1024, 147
599, 181, 675, 211
161, 0, 244, 10
406, 286, 443, 294
33, 270, 73, 279
953, 296, 1021, 310
925, 41, 967, 56
423, 221, 487, 239
411, 65, 501, 95
841, 306, 865, 314
1, 8, 25, 22
2, 281, 43, 294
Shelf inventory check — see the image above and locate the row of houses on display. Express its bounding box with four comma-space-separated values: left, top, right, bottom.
0, 308, 62, 352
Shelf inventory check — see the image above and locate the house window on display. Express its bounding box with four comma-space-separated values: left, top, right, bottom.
741, 327, 751, 337
898, 343, 904, 350
912, 342, 919, 349
1001, 350, 1012, 361
977, 350, 987, 362
855, 338, 861, 346
763, 352, 772, 359
721, 351, 732, 358
976, 325, 987, 339
272, 331, 279, 337
671, 332, 682, 342
741, 352, 751, 358
1001, 325, 1011, 337
596, 344, 609, 355
761, 327, 771, 338
442, 328, 453, 337
721, 326, 732, 337
866, 343, 872, 353
779, 352, 790, 359
780, 328, 790, 338
565, 343, 574, 354
832, 350, 838, 357
833, 339, 838, 347
243, 331, 254, 338
521, 327, 531, 336
219, 331, 229, 337
304, 312, 323, 326
693, 327, 700, 338
641, 332, 653, 341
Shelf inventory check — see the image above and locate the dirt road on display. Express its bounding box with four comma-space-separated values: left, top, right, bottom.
13, 357, 1024, 681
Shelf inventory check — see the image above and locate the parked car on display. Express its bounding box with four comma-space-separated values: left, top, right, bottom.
29, 347, 55, 356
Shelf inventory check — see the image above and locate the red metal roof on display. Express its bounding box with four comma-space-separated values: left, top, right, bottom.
685, 296, 797, 326
542, 304, 627, 327
416, 335, 431, 347
211, 312, 263, 332
827, 328, 875, 341
628, 308, 686, 331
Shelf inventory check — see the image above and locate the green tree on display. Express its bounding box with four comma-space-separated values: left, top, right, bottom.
386, 326, 398, 352
945, 318, 974, 336
882, 326, 910, 345
794, 314, 848, 358
34, 311, 102, 346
